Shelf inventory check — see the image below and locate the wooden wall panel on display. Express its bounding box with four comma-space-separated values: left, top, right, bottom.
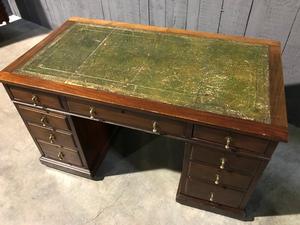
101, 0, 111, 20
218, 0, 253, 35
7, 0, 20, 16
245, 0, 300, 46
52, 0, 104, 26
43, 0, 63, 28
124, 0, 141, 24
283, 9, 300, 85
149, 0, 166, 27
108, 0, 139, 24
2, 0, 12, 15
185, 0, 223, 32
139, 0, 149, 25
32, 0, 56, 28
186, 0, 201, 30
197, 0, 223, 32
166, 0, 188, 29
107, 0, 124, 22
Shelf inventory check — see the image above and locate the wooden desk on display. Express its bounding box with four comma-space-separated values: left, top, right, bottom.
0, 17, 288, 220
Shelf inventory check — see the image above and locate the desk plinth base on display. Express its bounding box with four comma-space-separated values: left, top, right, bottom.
40, 157, 92, 179
176, 193, 252, 221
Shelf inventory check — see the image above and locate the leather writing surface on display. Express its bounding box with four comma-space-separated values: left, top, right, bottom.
16, 23, 270, 123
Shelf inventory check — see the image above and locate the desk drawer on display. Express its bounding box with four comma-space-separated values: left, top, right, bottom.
8, 86, 63, 110
184, 178, 244, 208
190, 143, 261, 176
28, 123, 76, 149
188, 161, 252, 190
18, 105, 70, 131
192, 125, 269, 154
38, 140, 82, 167
67, 99, 187, 138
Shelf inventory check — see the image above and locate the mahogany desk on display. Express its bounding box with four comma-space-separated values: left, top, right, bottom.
0, 17, 288, 220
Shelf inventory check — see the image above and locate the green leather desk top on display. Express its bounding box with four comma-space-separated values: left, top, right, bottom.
16, 23, 270, 123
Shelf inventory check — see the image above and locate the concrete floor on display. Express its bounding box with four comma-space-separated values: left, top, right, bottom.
0, 18, 300, 225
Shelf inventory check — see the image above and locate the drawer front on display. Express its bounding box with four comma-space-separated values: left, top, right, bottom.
184, 178, 244, 208
193, 125, 269, 154
190, 143, 261, 176
9, 86, 63, 110
38, 140, 82, 167
67, 99, 187, 138
188, 161, 252, 190
28, 123, 76, 149
18, 105, 70, 131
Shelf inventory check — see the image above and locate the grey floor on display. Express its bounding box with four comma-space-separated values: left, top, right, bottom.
0, 18, 300, 225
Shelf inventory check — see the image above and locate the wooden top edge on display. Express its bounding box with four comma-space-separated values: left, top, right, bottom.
0, 71, 288, 142
268, 45, 288, 131
68, 17, 281, 47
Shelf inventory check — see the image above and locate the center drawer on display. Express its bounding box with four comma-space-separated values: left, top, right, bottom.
17, 105, 70, 131
67, 98, 187, 138
190, 143, 262, 176
28, 122, 77, 149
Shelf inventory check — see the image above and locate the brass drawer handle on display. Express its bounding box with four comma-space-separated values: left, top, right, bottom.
89, 106, 96, 119
209, 192, 214, 202
57, 151, 64, 160
40, 115, 48, 127
225, 136, 232, 150
49, 133, 55, 144
152, 121, 159, 134
220, 157, 226, 170
31, 95, 39, 106
214, 174, 220, 185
